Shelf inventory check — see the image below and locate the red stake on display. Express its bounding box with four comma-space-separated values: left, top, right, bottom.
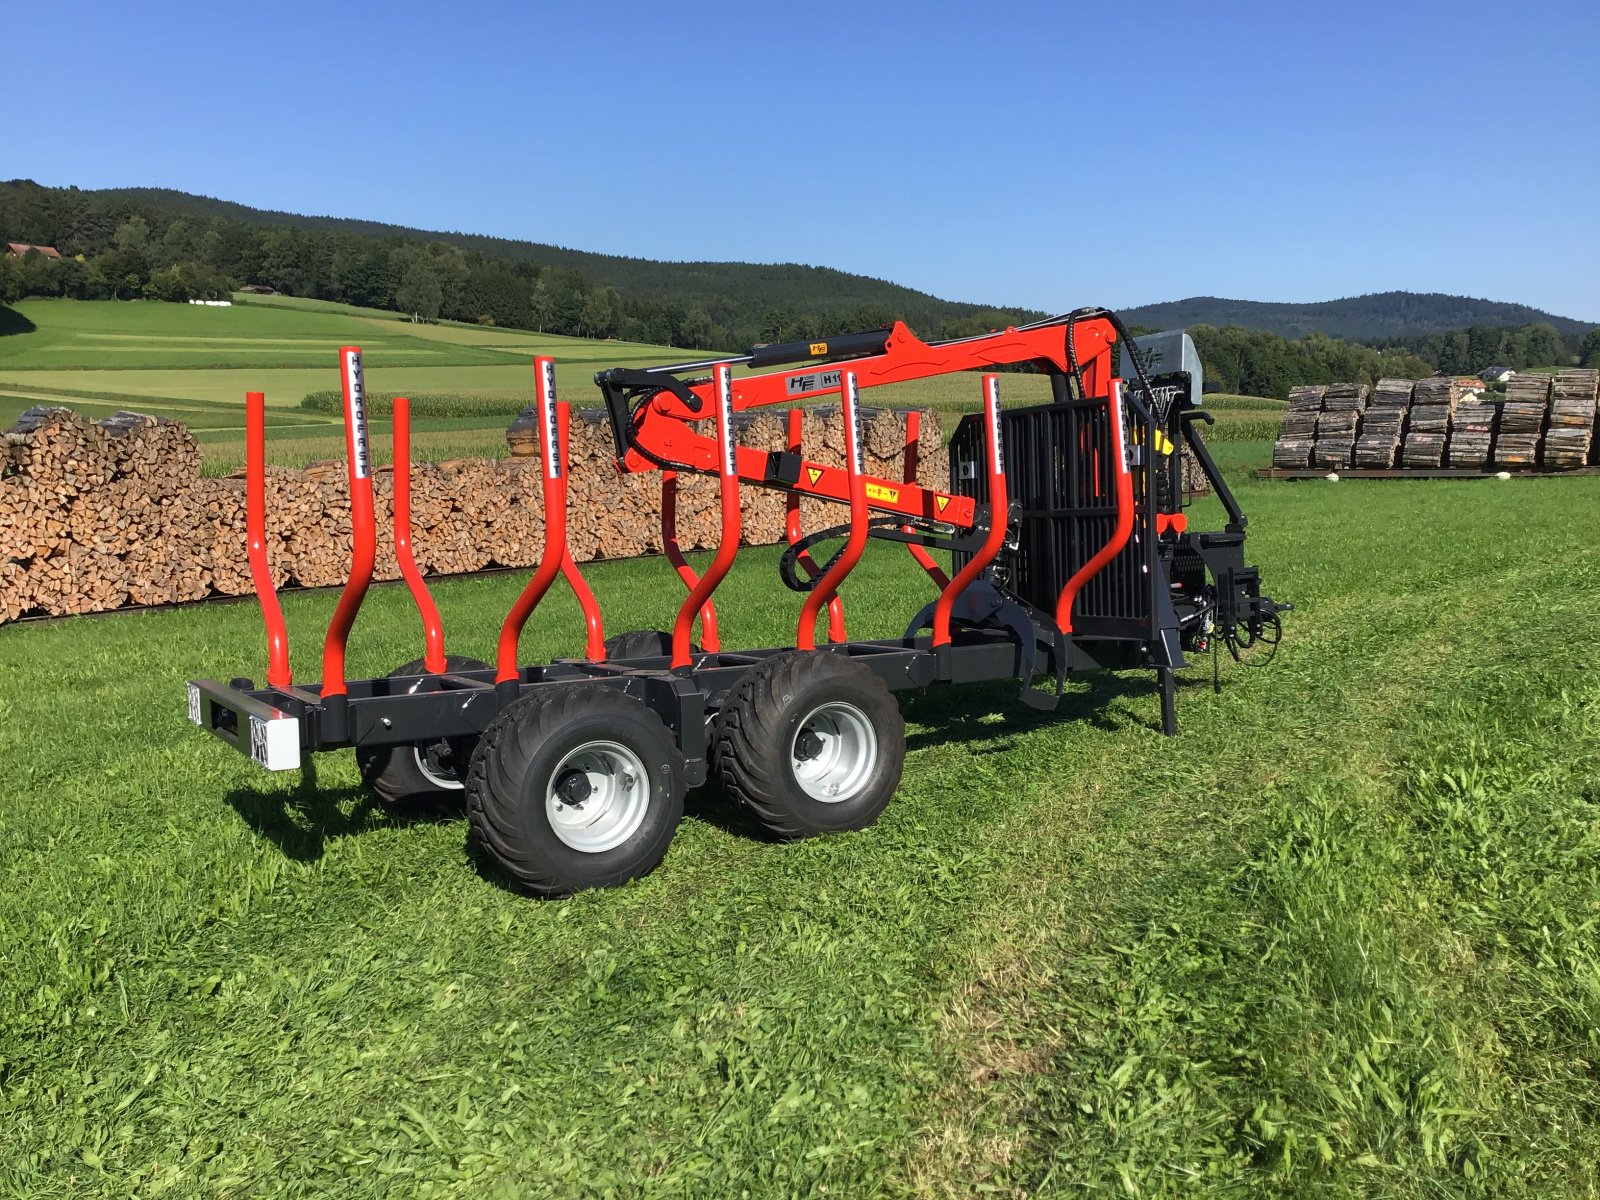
784, 408, 844, 642
661, 469, 719, 650
901, 410, 950, 589
798, 371, 867, 651
670, 363, 740, 669
392, 397, 447, 674
1055, 380, 1135, 634
245, 391, 290, 688
497, 357, 605, 689
933, 375, 1008, 647
321, 347, 376, 699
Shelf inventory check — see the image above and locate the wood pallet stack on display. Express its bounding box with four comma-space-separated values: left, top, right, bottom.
1543, 369, 1599, 468
1272, 385, 1324, 468
1402, 376, 1461, 468
1447, 399, 1496, 468
1313, 383, 1368, 468
1353, 378, 1412, 467
1495, 374, 1551, 465
1, 403, 943, 625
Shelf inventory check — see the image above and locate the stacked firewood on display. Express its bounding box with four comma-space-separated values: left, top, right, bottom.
0, 403, 943, 625
1543, 369, 1598, 468
1402, 376, 1462, 468
1313, 383, 1367, 468
1495, 374, 1551, 465
1447, 400, 1496, 468
1272, 385, 1324, 468
1353, 379, 1412, 467
2, 409, 210, 617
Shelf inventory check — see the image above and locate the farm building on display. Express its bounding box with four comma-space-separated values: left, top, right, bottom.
6, 242, 61, 260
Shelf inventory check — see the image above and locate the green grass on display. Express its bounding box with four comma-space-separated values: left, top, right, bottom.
2, 471, 1598, 1196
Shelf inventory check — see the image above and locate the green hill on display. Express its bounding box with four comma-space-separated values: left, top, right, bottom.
1121, 292, 1595, 341
25, 183, 1041, 334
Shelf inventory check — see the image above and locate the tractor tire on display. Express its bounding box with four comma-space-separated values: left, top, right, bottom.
602, 629, 701, 660
465, 684, 685, 896
713, 651, 905, 839
357, 655, 489, 804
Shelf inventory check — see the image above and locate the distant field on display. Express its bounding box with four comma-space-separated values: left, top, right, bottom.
0, 298, 1283, 472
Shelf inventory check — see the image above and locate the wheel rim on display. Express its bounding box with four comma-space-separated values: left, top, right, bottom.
413, 739, 466, 791
790, 701, 877, 803
545, 740, 651, 853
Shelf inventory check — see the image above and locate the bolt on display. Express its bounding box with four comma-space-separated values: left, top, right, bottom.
381, 717, 393, 729
795, 729, 825, 761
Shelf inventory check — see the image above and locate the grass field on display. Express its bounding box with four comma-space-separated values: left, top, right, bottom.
3, 467, 1599, 1196
0, 299, 1283, 473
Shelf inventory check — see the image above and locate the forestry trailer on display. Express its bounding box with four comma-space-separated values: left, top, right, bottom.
187, 307, 1288, 895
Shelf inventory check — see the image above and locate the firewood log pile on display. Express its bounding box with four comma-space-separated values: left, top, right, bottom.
1, 403, 943, 625
1353, 379, 1412, 467
1401, 376, 1463, 468
1271, 371, 1600, 473
1271, 385, 1324, 468
1447, 399, 1496, 468
1543, 369, 1598, 468
1312, 383, 1367, 468
1495, 374, 1550, 465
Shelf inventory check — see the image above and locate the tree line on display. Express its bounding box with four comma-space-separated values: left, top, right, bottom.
1362, 323, 1598, 374
0, 181, 1026, 351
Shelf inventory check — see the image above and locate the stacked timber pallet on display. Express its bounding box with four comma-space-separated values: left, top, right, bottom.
1272, 385, 1324, 468
1402, 376, 1461, 468
0, 404, 943, 625
1543, 369, 1599, 468
1353, 378, 1412, 467
1447, 399, 1496, 468
1495, 374, 1551, 466
1313, 383, 1367, 468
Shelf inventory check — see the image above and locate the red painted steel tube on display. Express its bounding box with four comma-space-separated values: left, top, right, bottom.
932, 375, 1008, 648
798, 371, 868, 651
498, 356, 582, 682
1055, 380, 1135, 634
321, 347, 377, 698
391, 398, 448, 674
670, 364, 740, 669
661, 470, 719, 650
559, 546, 606, 662
900, 410, 950, 589
784, 408, 845, 641
245, 391, 291, 688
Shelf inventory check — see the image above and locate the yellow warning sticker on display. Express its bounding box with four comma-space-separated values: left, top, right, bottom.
809, 341, 828, 356
807, 467, 824, 485
1154, 430, 1174, 455
935, 495, 950, 514
865, 482, 900, 504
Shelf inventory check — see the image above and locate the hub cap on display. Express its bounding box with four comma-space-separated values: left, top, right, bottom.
790, 702, 877, 803
545, 740, 650, 853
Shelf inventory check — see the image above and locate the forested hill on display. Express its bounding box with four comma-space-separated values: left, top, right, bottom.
1120, 293, 1595, 341
62, 186, 1041, 334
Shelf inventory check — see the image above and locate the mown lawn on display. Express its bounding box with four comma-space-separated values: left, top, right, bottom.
2, 468, 1598, 1197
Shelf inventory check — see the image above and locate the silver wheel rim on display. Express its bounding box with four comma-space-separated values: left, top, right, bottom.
791, 701, 877, 803
545, 739, 650, 854
413, 742, 465, 791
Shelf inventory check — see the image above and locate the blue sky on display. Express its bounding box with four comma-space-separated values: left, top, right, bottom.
10, 0, 1598, 319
